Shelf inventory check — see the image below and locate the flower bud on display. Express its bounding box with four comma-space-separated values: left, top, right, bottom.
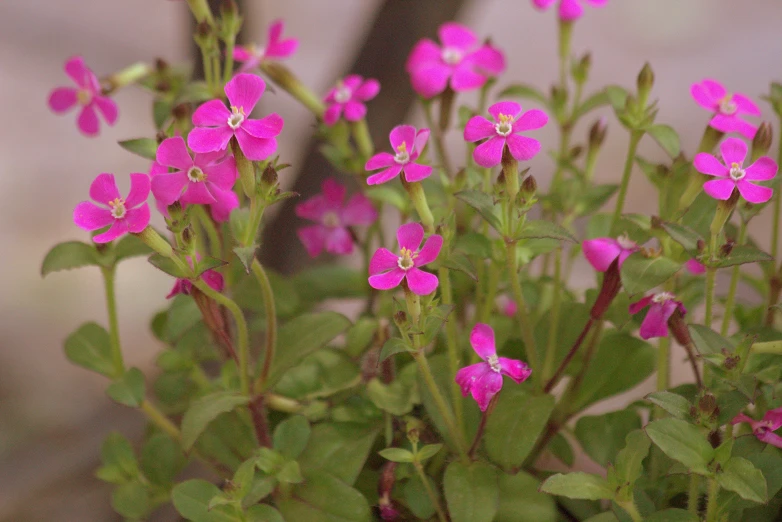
751, 122, 773, 160
590, 258, 622, 319
155, 79, 171, 93
667, 309, 692, 347
588, 117, 608, 149
172, 103, 190, 122
636, 62, 655, 105
393, 311, 408, 329
521, 175, 537, 199
720, 238, 735, 257
155, 58, 169, 73
407, 427, 419, 445
181, 225, 197, 255
571, 52, 591, 85
260, 163, 279, 195
723, 354, 739, 370
696, 239, 706, 253
698, 393, 717, 414
195, 20, 212, 39
569, 145, 583, 160
156, 130, 168, 144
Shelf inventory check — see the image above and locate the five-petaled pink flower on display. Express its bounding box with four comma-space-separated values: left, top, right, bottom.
694, 138, 777, 204
368, 223, 442, 295
496, 294, 518, 318
152, 136, 238, 209
233, 19, 298, 72
582, 234, 639, 272
629, 292, 686, 340
532, 0, 608, 21
73, 173, 150, 243
455, 323, 531, 411
464, 101, 548, 168
685, 259, 706, 275
691, 79, 761, 140
188, 73, 283, 160
731, 408, 782, 448
365, 125, 432, 185
167, 256, 225, 299
323, 75, 380, 126
48, 56, 118, 137
406, 22, 505, 98
296, 178, 378, 257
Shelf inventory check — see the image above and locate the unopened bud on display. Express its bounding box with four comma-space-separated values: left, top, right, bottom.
393, 311, 408, 328
155, 58, 169, 72
590, 258, 622, 319
407, 428, 419, 445
667, 309, 692, 347
696, 239, 706, 253
181, 225, 196, 253
637, 62, 655, 101
650, 215, 663, 229
569, 145, 583, 159
588, 117, 608, 149
723, 354, 739, 370
752, 122, 773, 159
155, 80, 171, 93
172, 103, 190, 121
156, 130, 168, 144
220, 0, 238, 16
720, 239, 735, 257
195, 21, 212, 38
521, 175, 537, 197
698, 393, 717, 414
261, 163, 278, 191
571, 52, 591, 85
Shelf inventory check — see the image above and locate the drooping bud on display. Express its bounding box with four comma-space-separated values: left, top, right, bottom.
667, 308, 692, 347
590, 258, 622, 320
588, 117, 608, 149
751, 122, 773, 160
261, 62, 325, 117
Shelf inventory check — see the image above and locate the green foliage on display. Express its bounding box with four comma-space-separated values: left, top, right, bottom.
645, 418, 714, 475
181, 391, 250, 450
575, 410, 641, 467
64, 322, 116, 377
444, 461, 500, 522
540, 472, 614, 500
41, 240, 102, 276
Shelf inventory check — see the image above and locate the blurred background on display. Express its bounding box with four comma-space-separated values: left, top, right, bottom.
1, 0, 781, 519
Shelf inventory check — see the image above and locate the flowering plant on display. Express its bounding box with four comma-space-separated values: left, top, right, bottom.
42, 1, 782, 521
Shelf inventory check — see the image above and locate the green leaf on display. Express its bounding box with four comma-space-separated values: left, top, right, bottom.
456, 190, 502, 233
689, 324, 733, 356
713, 245, 772, 268
516, 220, 576, 242
118, 137, 158, 160
575, 184, 619, 216
297, 423, 378, 486
278, 460, 304, 484
172, 479, 242, 522
377, 338, 413, 363
148, 253, 190, 278
443, 251, 477, 280
496, 471, 557, 522
152, 98, 171, 129
497, 83, 548, 105
273, 415, 311, 460
644, 418, 713, 475
417, 443, 443, 461
233, 245, 257, 273
646, 391, 691, 420
540, 472, 614, 500
605, 85, 629, 111
246, 505, 284, 522
620, 253, 682, 295
277, 471, 372, 522
64, 322, 116, 377
574, 410, 641, 467
646, 124, 681, 157
141, 433, 185, 485
41, 240, 101, 276
615, 430, 651, 486
264, 312, 351, 389
573, 90, 610, 120
405, 473, 438, 519
717, 457, 767, 503
274, 348, 360, 400
193, 257, 226, 277
114, 234, 152, 262
367, 369, 419, 416
643, 509, 699, 522
661, 221, 703, 253
181, 391, 250, 451
99, 432, 139, 481
111, 481, 150, 519
444, 461, 500, 522
455, 233, 493, 259
106, 367, 145, 407
343, 318, 377, 357
366, 185, 408, 211
378, 448, 415, 463
484, 387, 555, 469
549, 433, 575, 467
293, 266, 367, 302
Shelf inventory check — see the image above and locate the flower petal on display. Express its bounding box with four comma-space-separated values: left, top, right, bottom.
710, 114, 757, 140
324, 227, 354, 255
397, 222, 424, 251
73, 201, 113, 231
764, 408, 782, 430
151, 172, 189, 205
415, 234, 443, 266
450, 66, 485, 92
341, 194, 378, 226
369, 247, 399, 274
343, 100, 367, 122
209, 187, 239, 222
464, 116, 497, 142
355, 79, 380, 101
639, 302, 671, 340
180, 181, 217, 205
367, 164, 403, 185
691, 82, 719, 110
685, 259, 706, 275
582, 238, 622, 272
94, 96, 118, 125
93, 220, 128, 243
513, 109, 549, 132
409, 64, 450, 98
471, 45, 505, 76
438, 22, 477, 51
369, 268, 406, 291
559, 0, 585, 21
703, 179, 736, 201
64, 56, 94, 89
693, 153, 728, 177
488, 101, 522, 122
242, 113, 284, 139
532, 0, 557, 9
188, 126, 234, 153
202, 269, 225, 292
505, 134, 542, 161
629, 295, 654, 315
202, 156, 238, 190
732, 93, 761, 116
413, 128, 430, 155
499, 358, 531, 384
470, 323, 496, 360
125, 173, 151, 208
389, 125, 417, 152
471, 371, 503, 412
235, 130, 277, 161
406, 39, 441, 73
298, 225, 326, 257
736, 180, 773, 204
225, 73, 265, 113
365, 152, 396, 171
757, 431, 782, 449
48, 88, 78, 113
323, 103, 343, 126
77, 105, 100, 136
744, 157, 778, 181
406, 268, 439, 295
473, 136, 505, 168
720, 138, 748, 166
402, 162, 433, 183
455, 363, 489, 396
89, 173, 121, 204
192, 99, 231, 126
157, 136, 194, 170
125, 204, 151, 233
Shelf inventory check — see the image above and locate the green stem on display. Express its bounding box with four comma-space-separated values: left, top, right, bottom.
252, 259, 278, 392
222, 35, 236, 85
505, 241, 540, 388
422, 100, 454, 178
439, 265, 464, 431
704, 478, 720, 522
185, 0, 214, 23
232, 140, 255, 198
193, 205, 222, 259
657, 335, 670, 392
351, 119, 374, 160
259, 62, 325, 117
619, 500, 643, 522
721, 222, 747, 336
244, 196, 266, 247
468, 394, 498, 458
688, 475, 700, 516
610, 130, 643, 235
413, 461, 447, 522
705, 266, 716, 330
557, 20, 573, 89
200, 46, 214, 93
140, 400, 181, 441
403, 180, 435, 233
543, 248, 563, 380
101, 266, 125, 378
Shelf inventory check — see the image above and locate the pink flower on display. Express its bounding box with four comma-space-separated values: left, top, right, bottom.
368, 223, 442, 296
731, 408, 782, 448
48, 56, 118, 137
582, 234, 639, 272
233, 20, 298, 72
152, 136, 238, 208
694, 138, 777, 204
691, 79, 761, 140
149, 161, 170, 216
532, 0, 608, 21
496, 294, 518, 317
464, 101, 548, 168
296, 178, 378, 257
167, 257, 224, 299
455, 323, 531, 411
73, 173, 150, 243
629, 292, 687, 340
323, 75, 380, 126
188, 73, 283, 160
685, 259, 706, 275
365, 126, 432, 185
406, 22, 505, 98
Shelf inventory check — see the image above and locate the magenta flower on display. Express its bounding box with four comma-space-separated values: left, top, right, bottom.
629, 292, 687, 340
685, 259, 706, 275
368, 223, 442, 296
691, 79, 761, 140
532, 0, 608, 21
455, 323, 531, 411
149, 160, 238, 223
365, 126, 432, 185
296, 178, 378, 257
48, 56, 118, 137
464, 101, 548, 168
582, 234, 639, 272
694, 138, 777, 204
496, 294, 518, 317
188, 73, 283, 161
73, 173, 150, 243
323, 75, 380, 126
406, 22, 505, 98
731, 408, 782, 448
167, 257, 224, 299
152, 136, 238, 208
233, 19, 298, 72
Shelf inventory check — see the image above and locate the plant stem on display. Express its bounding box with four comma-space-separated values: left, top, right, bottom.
704, 478, 720, 522
721, 221, 747, 336
140, 400, 181, 441
557, 19, 573, 89
101, 266, 125, 378
543, 248, 563, 380
413, 461, 447, 522
619, 500, 643, 522
222, 35, 236, 85
252, 259, 278, 392
543, 318, 594, 393
422, 100, 454, 178
193, 205, 222, 259
468, 394, 498, 459
439, 265, 464, 431
505, 241, 540, 388
610, 130, 643, 235
688, 475, 700, 516
352, 119, 374, 160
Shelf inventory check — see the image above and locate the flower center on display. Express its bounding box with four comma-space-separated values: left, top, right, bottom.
108, 197, 127, 219
394, 142, 410, 164
487, 354, 501, 373
250, 44, 266, 58
334, 84, 352, 104
719, 95, 737, 115
729, 162, 745, 181
322, 211, 340, 228
652, 292, 675, 304
495, 113, 513, 137
616, 233, 637, 250
227, 106, 245, 129
441, 46, 464, 65
187, 166, 206, 182
77, 89, 93, 106
397, 247, 417, 271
